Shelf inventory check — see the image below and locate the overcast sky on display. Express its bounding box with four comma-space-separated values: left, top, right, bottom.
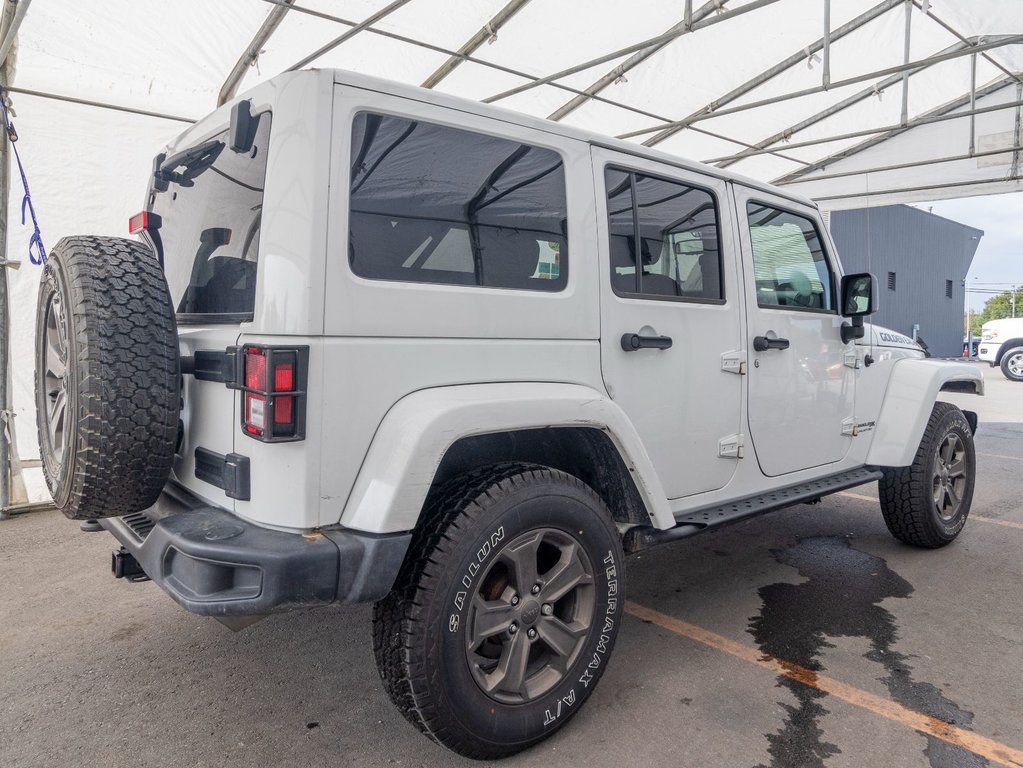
914, 193, 1023, 313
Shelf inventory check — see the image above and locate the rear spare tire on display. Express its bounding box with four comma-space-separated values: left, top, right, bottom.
34, 236, 180, 520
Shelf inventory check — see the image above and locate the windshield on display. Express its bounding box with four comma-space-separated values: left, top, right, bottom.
150, 111, 271, 323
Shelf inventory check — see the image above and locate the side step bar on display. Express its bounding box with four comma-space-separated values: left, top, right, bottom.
623, 466, 883, 554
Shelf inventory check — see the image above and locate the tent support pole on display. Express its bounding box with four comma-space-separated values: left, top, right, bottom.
0, 0, 26, 520
900, 0, 912, 125
620, 33, 1023, 140
773, 75, 1018, 184
969, 53, 977, 156
822, 0, 831, 88
774, 144, 1023, 184
420, 0, 531, 90
1012, 83, 1023, 180
684, 0, 693, 30
702, 95, 1023, 163
547, 0, 729, 122
709, 39, 971, 167
808, 174, 1023, 203
483, 0, 781, 104
218, 0, 295, 107
286, 0, 413, 73
642, 0, 903, 147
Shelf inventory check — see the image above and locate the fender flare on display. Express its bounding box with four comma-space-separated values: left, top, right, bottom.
338, 382, 672, 533
866, 359, 983, 468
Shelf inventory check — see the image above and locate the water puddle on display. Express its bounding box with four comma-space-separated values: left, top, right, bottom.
748, 536, 983, 768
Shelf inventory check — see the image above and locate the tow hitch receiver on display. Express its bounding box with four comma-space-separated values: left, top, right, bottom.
112, 547, 150, 582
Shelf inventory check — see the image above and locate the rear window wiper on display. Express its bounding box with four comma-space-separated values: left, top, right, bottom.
154, 139, 225, 191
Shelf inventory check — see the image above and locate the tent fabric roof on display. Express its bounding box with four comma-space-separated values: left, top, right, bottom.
6, 0, 1023, 467
13, 0, 1023, 204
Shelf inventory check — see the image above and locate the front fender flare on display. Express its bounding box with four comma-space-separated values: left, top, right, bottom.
338, 383, 672, 534
866, 359, 983, 468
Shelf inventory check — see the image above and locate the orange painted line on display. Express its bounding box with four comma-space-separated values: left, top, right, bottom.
625, 601, 1023, 768
836, 492, 1023, 530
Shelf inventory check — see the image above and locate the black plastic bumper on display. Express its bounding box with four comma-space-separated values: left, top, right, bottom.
100, 485, 411, 617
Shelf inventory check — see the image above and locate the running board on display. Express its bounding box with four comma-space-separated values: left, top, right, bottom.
623, 466, 883, 554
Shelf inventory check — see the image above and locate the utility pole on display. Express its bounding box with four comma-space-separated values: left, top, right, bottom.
0, 0, 16, 520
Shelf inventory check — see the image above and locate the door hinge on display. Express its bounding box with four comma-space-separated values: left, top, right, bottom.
718, 433, 745, 459
843, 349, 861, 369
721, 351, 747, 375
841, 417, 857, 436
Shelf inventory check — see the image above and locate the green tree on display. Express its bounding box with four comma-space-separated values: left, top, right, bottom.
977, 288, 1023, 329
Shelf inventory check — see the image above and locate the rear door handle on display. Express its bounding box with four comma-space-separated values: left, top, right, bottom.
753, 335, 790, 352
621, 333, 673, 352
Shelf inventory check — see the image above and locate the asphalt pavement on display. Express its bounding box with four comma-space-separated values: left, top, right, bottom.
1, 361, 1020, 768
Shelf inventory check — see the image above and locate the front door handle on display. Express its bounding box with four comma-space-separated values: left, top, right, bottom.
621, 333, 673, 352
753, 335, 790, 352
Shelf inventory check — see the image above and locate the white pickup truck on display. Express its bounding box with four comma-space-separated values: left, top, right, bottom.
978, 317, 1023, 381
34, 69, 983, 759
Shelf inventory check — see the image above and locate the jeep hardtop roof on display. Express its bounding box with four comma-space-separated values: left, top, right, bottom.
162, 68, 818, 211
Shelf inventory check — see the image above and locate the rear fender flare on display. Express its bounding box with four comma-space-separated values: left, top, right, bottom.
338, 383, 672, 534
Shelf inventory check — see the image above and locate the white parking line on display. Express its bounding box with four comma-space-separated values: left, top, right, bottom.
836, 492, 1023, 531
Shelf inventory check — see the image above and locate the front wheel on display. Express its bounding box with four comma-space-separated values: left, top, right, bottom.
373, 463, 625, 760
999, 346, 1023, 381
879, 402, 976, 548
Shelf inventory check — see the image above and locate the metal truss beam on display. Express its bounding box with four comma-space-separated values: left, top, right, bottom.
621, 33, 1023, 140
712, 38, 971, 168
702, 93, 1023, 165
219, 0, 295, 106
256, 0, 761, 157
546, 0, 728, 122
642, 0, 903, 147
482, 0, 782, 105
286, 0, 413, 72
773, 75, 1018, 185
810, 174, 1022, 204
421, 0, 531, 89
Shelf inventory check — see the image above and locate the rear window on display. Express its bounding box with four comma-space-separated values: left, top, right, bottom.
348, 112, 568, 291
152, 111, 271, 322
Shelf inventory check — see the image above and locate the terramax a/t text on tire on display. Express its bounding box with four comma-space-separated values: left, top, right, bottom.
373, 463, 625, 760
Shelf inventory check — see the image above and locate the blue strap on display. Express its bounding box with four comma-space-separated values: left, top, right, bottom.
0, 88, 46, 265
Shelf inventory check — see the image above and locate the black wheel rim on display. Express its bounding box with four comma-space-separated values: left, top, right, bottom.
933, 432, 967, 521
41, 290, 69, 462
466, 527, 595, 704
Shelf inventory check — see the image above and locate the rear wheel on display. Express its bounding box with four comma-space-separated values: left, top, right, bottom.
878, 402, 975, 548
373, 463, 624, 759
34, 236, 180, 520
999, 346, 1023, 381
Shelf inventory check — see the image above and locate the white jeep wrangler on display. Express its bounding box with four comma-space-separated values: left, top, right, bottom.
35, 70, 983, 759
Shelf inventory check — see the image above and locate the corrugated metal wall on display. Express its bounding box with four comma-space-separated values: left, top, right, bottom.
829, 205, 983, 358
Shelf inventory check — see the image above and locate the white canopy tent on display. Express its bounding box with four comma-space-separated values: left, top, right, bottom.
2, 0, 1021, 508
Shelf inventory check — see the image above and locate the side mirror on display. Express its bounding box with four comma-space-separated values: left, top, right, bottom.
839, 272, 876, 344
840, 272, 876, 317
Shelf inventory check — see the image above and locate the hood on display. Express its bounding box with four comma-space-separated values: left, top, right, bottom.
857, 324, 925, 351
981, 317, 1023, 336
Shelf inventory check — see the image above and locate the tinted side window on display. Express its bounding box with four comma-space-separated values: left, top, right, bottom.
349, 112, 568, 291
605, 167, 722, 301
747, 203, 834, 311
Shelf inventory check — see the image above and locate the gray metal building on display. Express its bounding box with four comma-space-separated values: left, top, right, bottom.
829, 204, 983, 358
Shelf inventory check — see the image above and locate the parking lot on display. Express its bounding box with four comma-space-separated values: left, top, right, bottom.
1, 361, 1020, 768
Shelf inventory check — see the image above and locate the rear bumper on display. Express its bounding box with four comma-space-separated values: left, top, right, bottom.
100, 485, 410, 617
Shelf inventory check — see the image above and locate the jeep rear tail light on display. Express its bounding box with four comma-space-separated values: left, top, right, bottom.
239, 345, 307, 442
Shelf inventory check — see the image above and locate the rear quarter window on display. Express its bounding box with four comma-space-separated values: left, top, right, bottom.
348, 112, 568, 292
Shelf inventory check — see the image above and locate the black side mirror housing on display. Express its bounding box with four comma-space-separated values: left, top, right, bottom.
840, 272, 876, 344
229, 99, 258, 154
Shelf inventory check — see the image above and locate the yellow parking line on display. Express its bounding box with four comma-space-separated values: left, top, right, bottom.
835, 492, 1023, 530
625, 601, 1023, 768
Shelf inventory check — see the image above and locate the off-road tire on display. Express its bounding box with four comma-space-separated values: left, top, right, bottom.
999, 345, 1023, 382
373, 463, 625, 760
878, 402, 975, 548
34, 236, 180, 520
